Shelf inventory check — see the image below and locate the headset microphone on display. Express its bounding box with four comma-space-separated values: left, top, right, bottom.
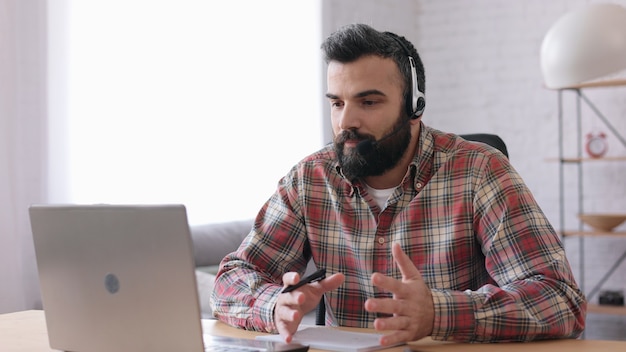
356, 118, 410, 155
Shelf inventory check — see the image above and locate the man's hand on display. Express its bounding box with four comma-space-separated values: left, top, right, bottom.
274, 271, 345, 343
364, 243, 434, 346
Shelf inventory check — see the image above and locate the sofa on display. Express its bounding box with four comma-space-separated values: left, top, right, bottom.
190, 219, 254, 318
191, 218, 317, 323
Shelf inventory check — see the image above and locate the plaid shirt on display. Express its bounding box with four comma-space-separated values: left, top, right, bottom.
211, 124, 586, 342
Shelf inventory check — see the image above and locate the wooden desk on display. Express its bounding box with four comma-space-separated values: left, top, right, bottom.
0, 310, 56, 351
2, 310, 626, 351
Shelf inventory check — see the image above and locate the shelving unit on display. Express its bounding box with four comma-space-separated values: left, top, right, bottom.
552, 79, 626, 317
588, 304, 626, 316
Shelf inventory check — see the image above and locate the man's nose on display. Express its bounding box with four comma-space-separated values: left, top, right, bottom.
337, 103, 361, 131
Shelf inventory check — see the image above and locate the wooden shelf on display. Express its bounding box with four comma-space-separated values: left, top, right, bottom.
561, 231, 626, 237
545, 156, 626, 162
545, 79, 626, 90
588, 303, 626, 316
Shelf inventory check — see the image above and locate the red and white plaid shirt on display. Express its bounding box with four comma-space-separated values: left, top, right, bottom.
211, 124, 586, 342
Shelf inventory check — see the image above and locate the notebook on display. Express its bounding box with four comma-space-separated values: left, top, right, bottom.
257, 327, 402, 352
29, 204, 308, 352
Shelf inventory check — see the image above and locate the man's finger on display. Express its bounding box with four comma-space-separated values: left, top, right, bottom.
391, 242, 423, 281
282, 272, 301, 287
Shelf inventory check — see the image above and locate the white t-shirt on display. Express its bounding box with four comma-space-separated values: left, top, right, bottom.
364, 183, 396, 210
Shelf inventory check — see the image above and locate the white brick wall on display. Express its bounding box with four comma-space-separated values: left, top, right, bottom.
323, 0, 626, 339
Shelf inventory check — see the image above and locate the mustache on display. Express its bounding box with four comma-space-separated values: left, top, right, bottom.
335, 129, 374, 144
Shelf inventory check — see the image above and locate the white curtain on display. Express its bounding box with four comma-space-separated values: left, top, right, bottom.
0, 0, 47, 313
0, 0, 321, 313
62, 0, 322, 225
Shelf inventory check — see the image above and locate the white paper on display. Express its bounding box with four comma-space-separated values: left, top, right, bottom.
255, 327, 403, 352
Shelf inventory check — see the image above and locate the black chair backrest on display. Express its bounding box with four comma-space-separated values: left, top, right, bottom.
460, 133, 509, 158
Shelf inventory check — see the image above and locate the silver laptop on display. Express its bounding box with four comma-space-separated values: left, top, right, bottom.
30, 204, 308, 352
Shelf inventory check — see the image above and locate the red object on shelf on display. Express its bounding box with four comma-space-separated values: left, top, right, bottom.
585, 131, 608, 158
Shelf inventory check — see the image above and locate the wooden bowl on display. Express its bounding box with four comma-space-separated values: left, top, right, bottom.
578, 213, 626, 232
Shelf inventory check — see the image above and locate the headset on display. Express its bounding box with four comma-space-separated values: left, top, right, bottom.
386, 33, 426, 119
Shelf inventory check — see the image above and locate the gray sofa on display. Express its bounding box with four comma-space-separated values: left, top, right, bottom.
191, 219, 254, 273
190, 219, 254, 318
190, 218, 316, 323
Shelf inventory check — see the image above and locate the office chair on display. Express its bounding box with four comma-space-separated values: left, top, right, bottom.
460, 133, 509, 158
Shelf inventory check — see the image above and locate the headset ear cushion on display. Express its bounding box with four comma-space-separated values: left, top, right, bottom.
412, 96, 425, 119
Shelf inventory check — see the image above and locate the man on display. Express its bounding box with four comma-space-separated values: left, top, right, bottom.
211, 24, 586, 345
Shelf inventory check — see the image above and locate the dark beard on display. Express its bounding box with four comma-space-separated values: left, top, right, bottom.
334, 115, 412, 181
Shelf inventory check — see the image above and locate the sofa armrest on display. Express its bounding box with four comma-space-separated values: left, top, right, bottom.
190, 219, 254, 268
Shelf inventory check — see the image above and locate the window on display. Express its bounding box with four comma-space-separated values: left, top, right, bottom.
56, 0, 322, 224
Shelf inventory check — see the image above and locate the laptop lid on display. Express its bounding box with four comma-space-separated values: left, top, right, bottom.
30, 204, 205, 352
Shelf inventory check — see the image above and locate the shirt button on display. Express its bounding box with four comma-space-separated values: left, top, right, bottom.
416, 182, 422, 188
378, 237, 385, 244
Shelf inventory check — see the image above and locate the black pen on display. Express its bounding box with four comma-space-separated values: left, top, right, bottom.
281, 269, 326, 293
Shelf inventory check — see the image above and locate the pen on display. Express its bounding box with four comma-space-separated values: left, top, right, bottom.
281, 268, 326, 293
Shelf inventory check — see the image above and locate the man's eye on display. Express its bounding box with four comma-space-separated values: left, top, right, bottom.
363, 100, 377, 106
330, 101, 343, 108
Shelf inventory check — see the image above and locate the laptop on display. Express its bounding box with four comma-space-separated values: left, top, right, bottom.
29, 204, 308, 352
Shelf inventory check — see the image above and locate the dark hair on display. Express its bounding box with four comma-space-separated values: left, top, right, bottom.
321, 23, 426, 99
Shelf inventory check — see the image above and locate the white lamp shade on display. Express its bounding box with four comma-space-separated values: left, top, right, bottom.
541, 3, 626, 89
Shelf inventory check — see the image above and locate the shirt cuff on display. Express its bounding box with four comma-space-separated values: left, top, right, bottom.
251, 284, 283, 333
430, 289, 477, 341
